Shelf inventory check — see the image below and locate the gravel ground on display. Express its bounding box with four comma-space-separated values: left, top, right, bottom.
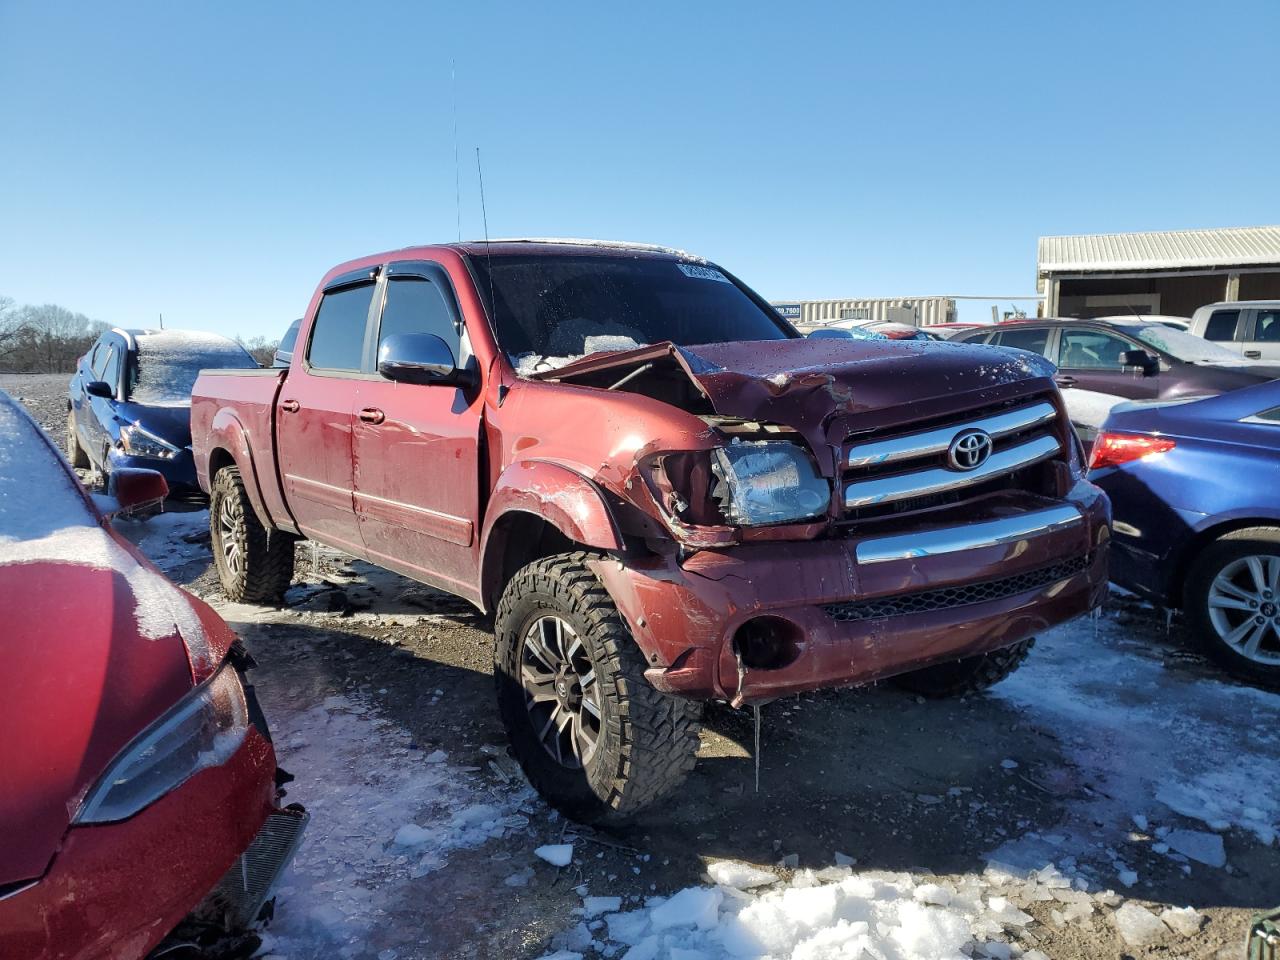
5, 372, 1279, 960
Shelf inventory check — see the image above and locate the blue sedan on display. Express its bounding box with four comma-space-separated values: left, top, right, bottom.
1088, 380, 1280, 686
67, 328, 258, 493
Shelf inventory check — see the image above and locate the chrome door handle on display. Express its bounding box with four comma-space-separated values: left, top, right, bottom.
1054, 375, 1077, 387
280, 399, 300, 413
358, 407, 386, 425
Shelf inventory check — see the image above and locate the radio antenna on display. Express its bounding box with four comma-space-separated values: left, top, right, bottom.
476, 146, 498, 323
451, 61, 461, 242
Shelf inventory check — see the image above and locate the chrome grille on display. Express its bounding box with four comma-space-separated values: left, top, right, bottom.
843, 398, 1062, 511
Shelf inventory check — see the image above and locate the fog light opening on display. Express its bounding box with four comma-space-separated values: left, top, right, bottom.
733, 617, 802, 671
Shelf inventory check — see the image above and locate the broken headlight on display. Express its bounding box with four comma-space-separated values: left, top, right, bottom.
711, 440, 830, 526
75, 662, 249, 824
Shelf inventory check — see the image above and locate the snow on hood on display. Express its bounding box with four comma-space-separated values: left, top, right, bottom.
0, 392, 212, 672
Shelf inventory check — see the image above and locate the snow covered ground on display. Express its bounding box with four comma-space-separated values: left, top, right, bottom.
112, 504, 1280, 960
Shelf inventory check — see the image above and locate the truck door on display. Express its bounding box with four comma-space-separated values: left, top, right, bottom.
1241, 308, 1280, 361
351, 260, 482, 599
276, 274, 377, 557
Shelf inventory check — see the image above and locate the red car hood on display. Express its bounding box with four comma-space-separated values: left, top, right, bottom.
0, 525, 235, 886
542, 338, 1060, 469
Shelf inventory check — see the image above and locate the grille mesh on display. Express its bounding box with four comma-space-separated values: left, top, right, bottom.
824, 553, 1092, 623
206, 807, 309, 926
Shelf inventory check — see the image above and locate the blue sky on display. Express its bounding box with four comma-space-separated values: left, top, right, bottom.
2, 0, 1278, 337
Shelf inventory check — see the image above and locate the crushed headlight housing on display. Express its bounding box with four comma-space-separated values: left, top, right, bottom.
119, 422, 181, 459
75, 662, 249, 824
711, 440, 831, 526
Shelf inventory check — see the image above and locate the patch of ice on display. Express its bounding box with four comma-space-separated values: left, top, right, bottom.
1112, 902, 1167, 946
1160, 905, 1203, 937
707, 861, 777, 890
1163, 828, 1226, 867
536, 844, 575, 867
650, 887, 722, 931
584, 896, 624, 918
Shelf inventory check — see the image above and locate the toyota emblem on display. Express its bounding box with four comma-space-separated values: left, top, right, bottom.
947, 429, 993, 471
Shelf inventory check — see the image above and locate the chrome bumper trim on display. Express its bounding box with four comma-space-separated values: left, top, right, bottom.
847, 400, 1058, 468
845, 433, 1061, 508
855, 504, 1084, 564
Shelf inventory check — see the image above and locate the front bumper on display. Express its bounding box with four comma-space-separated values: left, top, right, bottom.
107, 445, 199, 492
593, 483, 1110, 705
0, 728, 299, 960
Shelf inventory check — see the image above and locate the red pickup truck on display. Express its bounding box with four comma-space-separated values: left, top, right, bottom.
192, 239, 1110, 822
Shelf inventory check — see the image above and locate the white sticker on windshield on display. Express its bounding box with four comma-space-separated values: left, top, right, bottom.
677, 263, 730, 283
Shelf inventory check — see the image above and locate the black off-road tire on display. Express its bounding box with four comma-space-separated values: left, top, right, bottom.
1185, 528, 1280, 689
890, 638, 1035, 698
494, 552, 702, 823
66, 411, 90, 469
210, 466, 296, 604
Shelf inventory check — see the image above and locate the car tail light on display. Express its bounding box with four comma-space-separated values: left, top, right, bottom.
1088, 432, 1175, 471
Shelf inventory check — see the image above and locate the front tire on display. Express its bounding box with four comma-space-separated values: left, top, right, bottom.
210, 466, 296, 603
890, 639, 1035, 698
1186, 528, 1280, 688
494, 552, 702, 823
66, 411, 90, 469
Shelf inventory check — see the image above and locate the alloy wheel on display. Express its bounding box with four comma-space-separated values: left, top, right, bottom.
520, 615, 601, 769
217, 494, 244, 578
1207, 554, 1280, 665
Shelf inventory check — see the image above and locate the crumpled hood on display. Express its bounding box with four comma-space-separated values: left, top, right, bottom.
0, 526, 233, 886
542, 338, 1058, 467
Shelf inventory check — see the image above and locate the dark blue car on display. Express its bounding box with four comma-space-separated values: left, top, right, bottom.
1088, 380, 1280, 686
67, 328, 258, 492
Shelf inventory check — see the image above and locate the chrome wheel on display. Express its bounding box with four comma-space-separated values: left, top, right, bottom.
520, 615, 601, 769
1207, 555, 1280, 665
217, 494, 244, 578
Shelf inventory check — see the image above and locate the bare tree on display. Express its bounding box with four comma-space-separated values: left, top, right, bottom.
237, 335, 280, 367
0, 296, 107, 372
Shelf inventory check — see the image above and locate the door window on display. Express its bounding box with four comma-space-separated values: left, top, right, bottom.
100, 345, 121, 392
90, 338, 111, 378
1056, 329, 1135, 369
377, 277, 459, 359
1253, 310, 1280, 343
1203, 310, 1241, 341
307, 283, 376, 371
989, 327, 1050, 355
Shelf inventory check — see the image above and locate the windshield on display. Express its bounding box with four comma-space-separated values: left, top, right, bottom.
469, 254, 794, 375
127, 331, 258, 405
1131, 326, 1241, 362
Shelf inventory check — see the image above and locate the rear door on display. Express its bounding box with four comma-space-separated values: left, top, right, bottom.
1200, 307, 1246, 356
83, 334, 125, 465
351, 260, 483, 599
276, 272, 378, 556
1051, 326, 1160, 441
1241, 307, 1280, 361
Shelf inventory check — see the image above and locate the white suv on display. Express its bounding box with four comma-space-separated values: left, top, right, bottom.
1189, 300, 1280, 360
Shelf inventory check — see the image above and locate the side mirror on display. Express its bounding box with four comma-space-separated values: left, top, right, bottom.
377, 333, 474, 387
86, 380, 114, 399
1121, 349, 1158, 376
107, 467, 168, 514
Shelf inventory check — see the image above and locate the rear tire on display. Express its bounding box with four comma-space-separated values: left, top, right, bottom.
890, 639, 1035, 698
494, 552, 702, 823
65, 411, 89, 469
1185, 528, 1280, 688
210, 466, 296, 603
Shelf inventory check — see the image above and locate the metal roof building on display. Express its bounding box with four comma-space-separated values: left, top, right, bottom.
772, 296, 957, 329
1038, 225, 1280, 318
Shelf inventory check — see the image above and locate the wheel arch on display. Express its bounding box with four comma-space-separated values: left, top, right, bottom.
205, 411, 276, 531
1170, 516, 1280, 608
478, 461, 626, 612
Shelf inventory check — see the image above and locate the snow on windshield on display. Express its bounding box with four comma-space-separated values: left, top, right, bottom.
1132, 326, 1238, 363
0, 392, 212, 669
129, 330, 257, 405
